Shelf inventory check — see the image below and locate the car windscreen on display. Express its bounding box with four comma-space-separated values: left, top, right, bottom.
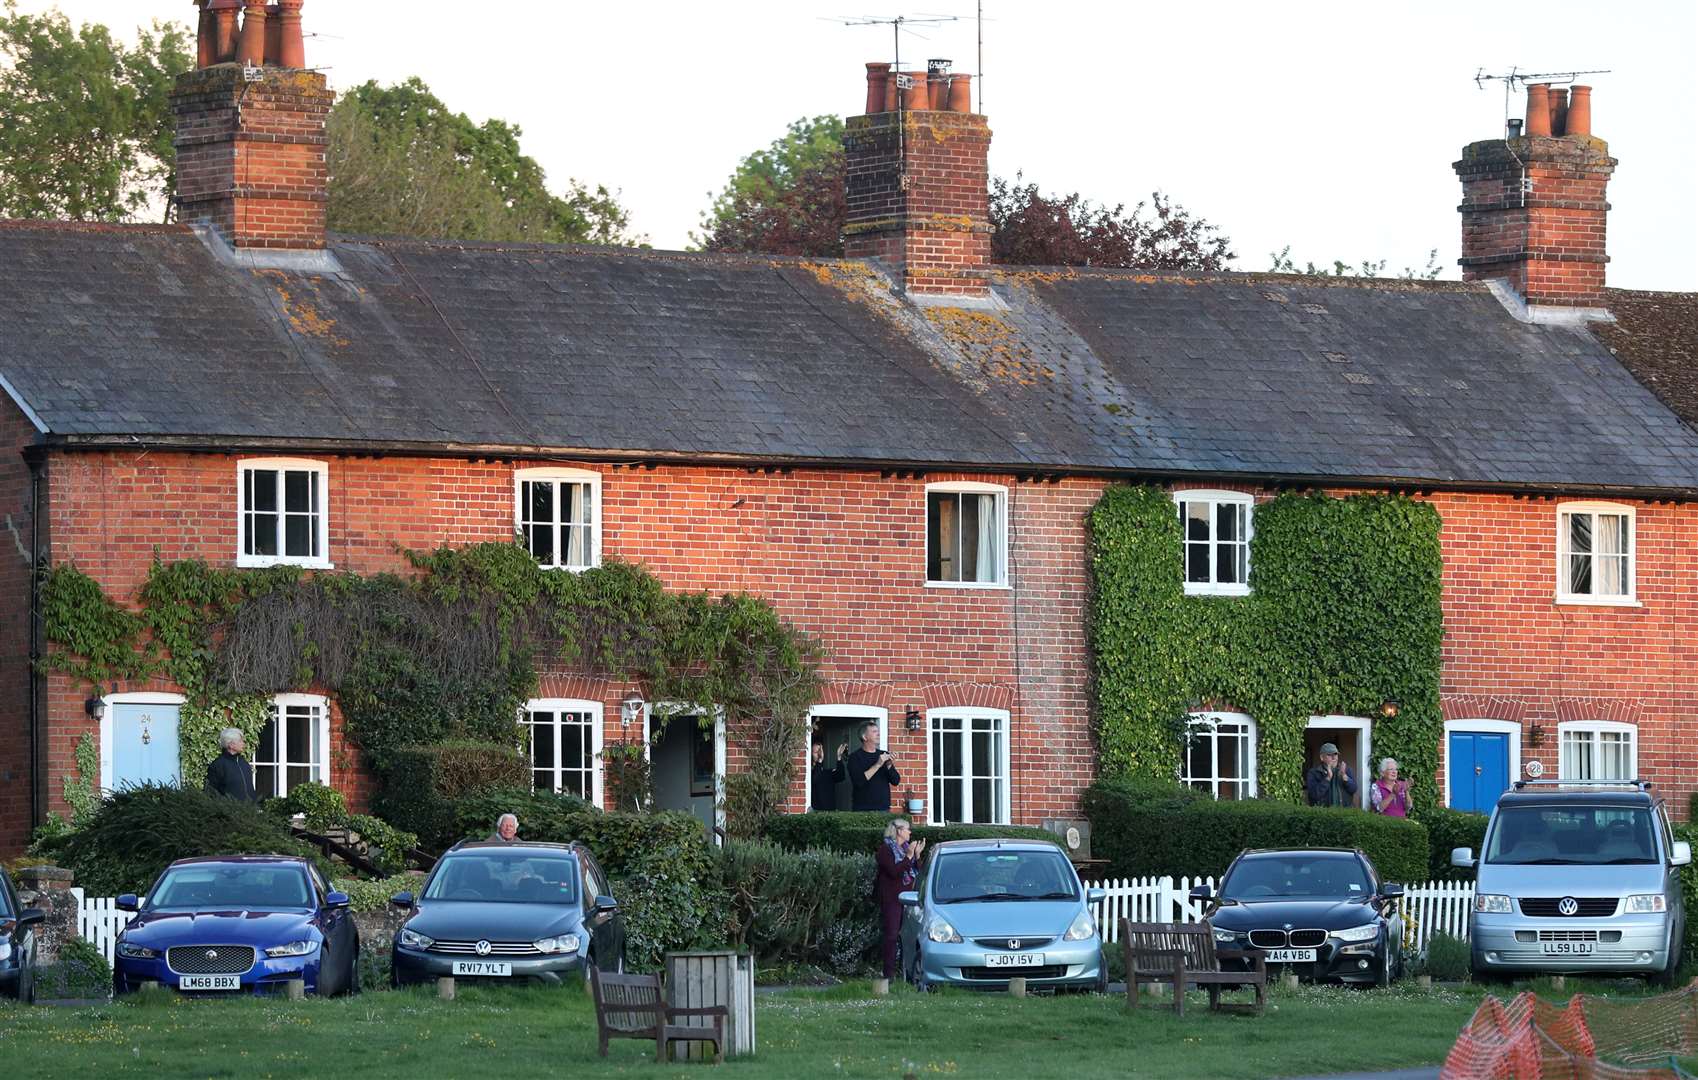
422, 853, 580, 904
1484, 805, 1659, 865
1220, 855, 1371, 900
931, 851, 1077, 903
148, 866, 313, 911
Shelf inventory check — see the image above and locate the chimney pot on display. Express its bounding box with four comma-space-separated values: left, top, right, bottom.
1566, 85, 1593, 137
927, 59, 951, 110
1523, 83, 1552, 137
237, 0, 268, 66
208, 0, 240, 64
901, 70, 928, 111
1506, 117, 1523, 138
947, 73, 973, 113
277, 0, 305, 68
864, 62, 892, 114
194, 0, 214, 69
883, 70, 899, 113
1548, 86, 1569, 136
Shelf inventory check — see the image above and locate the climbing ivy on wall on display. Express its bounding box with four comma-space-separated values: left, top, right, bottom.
1088, 486, 1444, 809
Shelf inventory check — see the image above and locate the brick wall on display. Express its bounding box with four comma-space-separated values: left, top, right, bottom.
0, 398, 40, 853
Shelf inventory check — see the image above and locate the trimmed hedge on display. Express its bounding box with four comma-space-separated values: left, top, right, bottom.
371, 741, 528, 850
1082, 778, 1429, 884
722, 840, 877, 971
763, 811, 1059, 856
450, 786, 713, 882
1419, 806, 1489, 882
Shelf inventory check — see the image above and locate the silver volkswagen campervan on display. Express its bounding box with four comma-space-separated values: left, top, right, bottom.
1452, 780, 1689, 981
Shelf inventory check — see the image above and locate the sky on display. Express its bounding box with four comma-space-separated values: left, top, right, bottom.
18, 0, 1698, 289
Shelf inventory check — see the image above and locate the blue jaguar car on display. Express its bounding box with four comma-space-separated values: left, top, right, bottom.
900, 839, 1107, 992
112, 855, 360, 996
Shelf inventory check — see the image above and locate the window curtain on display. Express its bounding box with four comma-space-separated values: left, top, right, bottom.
974, 494, 998, 583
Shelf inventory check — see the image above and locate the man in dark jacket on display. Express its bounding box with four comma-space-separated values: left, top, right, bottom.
205, 726, 258, 803
846, 722, 901, 812
1304, 742, 1358, 808
809, 741, 847, 811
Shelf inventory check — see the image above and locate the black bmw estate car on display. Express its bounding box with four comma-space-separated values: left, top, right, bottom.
1195, 848, 1406, 986
391, 841, 625, 987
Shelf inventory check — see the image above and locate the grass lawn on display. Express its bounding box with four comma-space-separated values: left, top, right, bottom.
0, 977, 1513, 1079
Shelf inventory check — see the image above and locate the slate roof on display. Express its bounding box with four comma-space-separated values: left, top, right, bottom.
1593, 289, 1698, 433
2, 221, 1697, 495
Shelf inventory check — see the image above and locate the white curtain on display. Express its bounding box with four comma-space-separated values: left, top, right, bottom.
974, 494, 998, 583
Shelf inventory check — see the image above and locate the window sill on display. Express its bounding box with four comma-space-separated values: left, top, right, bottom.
1184, 584, 1251, 598
924, 580, 1012, 591
236, 556, 335, 571
1554, 595, 1641, 608
538, 563, 600, 573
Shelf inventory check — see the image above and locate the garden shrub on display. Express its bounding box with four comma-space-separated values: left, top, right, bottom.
721, 840, 875, 968
1674, 823, 1698, 963
265, 783, 417, 874
332, 872, 428, 913
1419, 805, 1489, 882
614, 841, 727, 972
1082, 777, 1429, 884
1425, 931, 1471, 982
36, 783, 326, 895
34, 936, 111, 1001
763, 811, 1058, 857
449, 787, 716, 883
372, 742, 528, 850
268, 781, 348, 829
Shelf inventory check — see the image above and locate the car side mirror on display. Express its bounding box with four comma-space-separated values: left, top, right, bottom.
325, 891, 350, 908
116, 893, 140, 912
389, 891, 414, 909
1449, 847, 1476, 870
897, 890, 919, 907
593, 894, 619, 913
1381, 882, 1405, 899
1086, 887, 1106, 904
1672, 841, 1693, 868
1189, 884, 1213, 902
16, 908, 46, 929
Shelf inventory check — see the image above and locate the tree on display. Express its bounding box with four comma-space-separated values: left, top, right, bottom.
695, 115, 845, 256
698, 117, 1237, 271
0, 3, 190, 221
1268, 246, 1443, 280
327, 78, 634, 245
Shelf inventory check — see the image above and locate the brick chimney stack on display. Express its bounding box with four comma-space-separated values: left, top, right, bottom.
1454, 83, 1616, 309
843, 60, 991, 298
171, 0, 331, 251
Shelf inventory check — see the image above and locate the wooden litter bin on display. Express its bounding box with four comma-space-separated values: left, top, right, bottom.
664, 950, 755, 1060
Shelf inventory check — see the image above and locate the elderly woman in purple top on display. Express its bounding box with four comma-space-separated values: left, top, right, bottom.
874, 818, 925, 980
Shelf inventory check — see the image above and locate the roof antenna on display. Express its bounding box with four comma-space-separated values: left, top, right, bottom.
1473, 67, 1609, 207
831, 14, 962, 191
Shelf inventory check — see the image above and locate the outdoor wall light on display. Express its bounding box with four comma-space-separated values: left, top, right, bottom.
904, 706, 922, 732
1528, 722, 1546, 748
620, 691, 645, 725
1379, 700, 1400, 719
84, 696, 105, 720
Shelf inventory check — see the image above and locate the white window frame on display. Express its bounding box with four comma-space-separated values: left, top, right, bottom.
1173, 489, 1253, 597
1555, 501, 1637, 606
252, 693, 332, 798
924, 481, 1010, 589
1181, 711, 1258, 799
641, 702, 727, 836
1441, 719, 1523, 808
924, 705, 1012, 825
804, 705, 889, 812
1556, 720, 1638, 783
521, 697, 604, 808
514, 467, 602, 571
97, 691, 186, 793
236, 457, 331, 569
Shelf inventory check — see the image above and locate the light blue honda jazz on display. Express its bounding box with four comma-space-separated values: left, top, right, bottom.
899, 839, 1107, 992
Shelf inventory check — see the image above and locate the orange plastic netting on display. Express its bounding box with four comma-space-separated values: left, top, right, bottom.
1440, 981, 1698, 1079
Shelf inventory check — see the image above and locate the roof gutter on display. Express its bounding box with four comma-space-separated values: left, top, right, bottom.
37, 433, 1698, 504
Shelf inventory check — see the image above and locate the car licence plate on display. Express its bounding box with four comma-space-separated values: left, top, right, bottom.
178, 975, 241, 991
1263, 949, 1317, 964
1541, 942, 1594, 956
983, 952, 1045, 968
452, 960, 513, 977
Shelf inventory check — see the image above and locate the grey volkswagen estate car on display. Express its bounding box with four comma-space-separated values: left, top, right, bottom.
1452, 780, 1689, 981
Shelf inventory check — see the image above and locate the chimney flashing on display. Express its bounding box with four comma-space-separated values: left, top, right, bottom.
1480, 277, 1613, 326
188, 221, 345, 275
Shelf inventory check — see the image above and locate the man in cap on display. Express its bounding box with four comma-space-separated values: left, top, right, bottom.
1305, 742, 1358, 807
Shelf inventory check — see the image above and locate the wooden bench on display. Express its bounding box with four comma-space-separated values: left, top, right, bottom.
1120, 919, 1266, 1017
591, 968, 729, 1063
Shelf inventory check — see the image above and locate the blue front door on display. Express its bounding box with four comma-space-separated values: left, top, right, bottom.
109, 702, 181, 790
1448, 730, 1510, 813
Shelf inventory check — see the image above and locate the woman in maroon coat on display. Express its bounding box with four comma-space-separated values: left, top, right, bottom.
875, 818, 926, 980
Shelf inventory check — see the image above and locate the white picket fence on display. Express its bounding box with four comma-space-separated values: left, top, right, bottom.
71, 888, 136, 964
1084, 876, 1474, 955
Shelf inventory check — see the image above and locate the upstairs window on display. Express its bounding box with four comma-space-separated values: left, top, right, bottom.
254, 695, 330, 797
926, 483, 1007, 586
516, 469, 600, 570
1557, 503, 1635, 604
1174, 490, 1252, 596
238, 459, 329, 569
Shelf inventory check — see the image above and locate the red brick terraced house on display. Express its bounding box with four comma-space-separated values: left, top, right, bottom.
2, 15, 1697, 855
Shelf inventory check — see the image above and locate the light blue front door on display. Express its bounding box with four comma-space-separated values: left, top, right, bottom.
109, 702, 181, 790
1448, 731, 1510, 813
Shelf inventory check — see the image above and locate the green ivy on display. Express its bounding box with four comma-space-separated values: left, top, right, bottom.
38, 565, 155, 684
60, 732, 99, 823
1088, 486, 1444, 810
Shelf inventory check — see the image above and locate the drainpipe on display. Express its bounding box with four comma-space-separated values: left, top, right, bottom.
26, 459, 42, 832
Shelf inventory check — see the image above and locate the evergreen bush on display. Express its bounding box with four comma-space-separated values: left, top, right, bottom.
1420, 805, 1489, 882
763, 811, 1057, 856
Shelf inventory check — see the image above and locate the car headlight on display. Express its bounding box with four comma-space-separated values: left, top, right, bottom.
1212, 928, 1240, 944
926, 916, 963, 944
1626, 894, 1668, 914
265, 940, 319, 958
1474, 893, 1513, 914
534, 933, 582, 955
1063, 909, 1097, 942
397, 928, 435, 950
1331, 922, 1380, 943
115, 941, 159, 960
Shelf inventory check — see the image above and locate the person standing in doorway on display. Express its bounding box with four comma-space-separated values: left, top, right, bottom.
1305, 742, 1358, 808
847, 721, 901, 811
204, 727, 258, 803
1369, 758, 1411, 817
809, 740, 847, 812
